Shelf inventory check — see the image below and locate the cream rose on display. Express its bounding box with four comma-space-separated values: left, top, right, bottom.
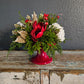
51, 23, 65, 42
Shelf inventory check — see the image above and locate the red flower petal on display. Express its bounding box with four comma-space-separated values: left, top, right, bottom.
31, 29, 36, 39
37, 23, 41, 29
36, 32, 43, 38
31, 21, 47, 41
41, 27, 45, 32
33, 21, 37, 29
32, 37, 37, 42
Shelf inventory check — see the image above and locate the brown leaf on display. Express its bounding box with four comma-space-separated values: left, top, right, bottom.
17, 30, 28, 39
32, 11, 38, 23
14, 36, 26, 43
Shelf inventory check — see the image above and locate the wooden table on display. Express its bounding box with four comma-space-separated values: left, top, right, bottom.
0, 50, 84, 84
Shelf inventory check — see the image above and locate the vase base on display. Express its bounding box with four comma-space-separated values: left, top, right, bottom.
31, 56, 52, 65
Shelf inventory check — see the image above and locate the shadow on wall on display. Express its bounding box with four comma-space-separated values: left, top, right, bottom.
0, 25, 26, 50
0, 28, 12, 50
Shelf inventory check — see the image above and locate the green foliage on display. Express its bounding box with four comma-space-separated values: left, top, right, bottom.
48, 14, 57, 25
18, 11, 25, 21
9, 42, 24, 50
20, 20, 26, 24
38, 15, 45, 23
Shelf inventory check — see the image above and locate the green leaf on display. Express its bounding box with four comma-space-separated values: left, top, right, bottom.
18, 11, 25, 21
20, 20, 26, 24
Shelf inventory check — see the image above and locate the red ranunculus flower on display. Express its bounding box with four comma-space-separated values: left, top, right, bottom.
31, 21, 47, 42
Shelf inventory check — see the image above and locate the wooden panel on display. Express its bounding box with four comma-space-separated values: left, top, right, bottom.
0, 72, 27, 84
26, 70, 40, 84
0, 80, 28, 84
0, 72, 25, 79
0, 71, 40, 84
41, 70, 49, 84
50, 70, 84, 84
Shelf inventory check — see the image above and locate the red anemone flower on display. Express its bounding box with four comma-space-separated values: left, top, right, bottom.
31, 21, 47, 42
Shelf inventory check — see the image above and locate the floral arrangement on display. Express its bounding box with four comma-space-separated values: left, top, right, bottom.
10, 11, 65, 59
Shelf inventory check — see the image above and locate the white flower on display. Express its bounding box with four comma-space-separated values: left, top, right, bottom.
52, 23, 65, 42
39, 13, 43, 17
26, 15, 31, 20
57, 28, 65, 41
17, 21, 24, 27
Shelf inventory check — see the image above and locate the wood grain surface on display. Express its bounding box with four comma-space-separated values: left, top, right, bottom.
0, 51, 84, 84
0, 50, 84, 70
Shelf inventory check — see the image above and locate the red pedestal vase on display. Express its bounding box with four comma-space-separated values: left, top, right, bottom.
31, 48, 52, 65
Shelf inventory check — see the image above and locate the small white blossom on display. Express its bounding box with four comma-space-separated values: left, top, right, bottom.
17, 21, 24, 27
39, 13, 43, 17
26, 15, 31, 20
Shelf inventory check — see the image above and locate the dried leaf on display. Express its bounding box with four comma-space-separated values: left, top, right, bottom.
12, 30, 17, 35
14, 24, 20, 28
32, 11, 38, 23
26, 15, 31, 20
14, 36, 26, 43
17, 30, 28, 39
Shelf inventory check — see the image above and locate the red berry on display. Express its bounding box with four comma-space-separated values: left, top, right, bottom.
44, 14, 49, 17
45, 22, 48, 25
56, 15, 60, 19
25, 20, 29, 23
53, 43, 56, 45
44, 17, 48, 20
